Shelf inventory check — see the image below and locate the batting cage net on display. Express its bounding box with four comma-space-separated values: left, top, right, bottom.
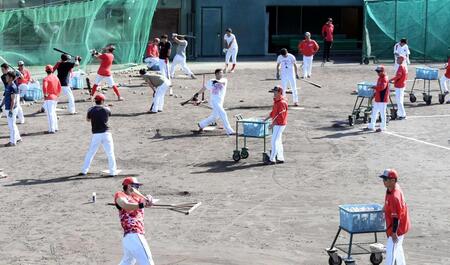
363, 0, 450, 61
0, 0, 157, 66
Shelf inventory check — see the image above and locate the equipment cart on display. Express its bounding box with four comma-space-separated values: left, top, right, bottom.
326, 204, 386, 265
232, 115, 271, 162
409, 66, 445, 105
348, 82, 397, 126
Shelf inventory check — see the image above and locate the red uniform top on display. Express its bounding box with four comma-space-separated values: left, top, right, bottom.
270, 97, 288, 126
322, 23, 334, 42
392, 64, 407, 88
97, 53, 114, 77
298, 39, 320, 56
146, 43, 159, 58
17, 68, 31, 85
42, 74, 62, 100
114, 191, 146, 235
374, 74, 389, 103
445, 58, 450, 78
384, 183, 410, 237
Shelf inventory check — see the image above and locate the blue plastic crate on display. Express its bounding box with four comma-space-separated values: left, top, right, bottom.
23, 82, 43, 101
70, 75, 84, 89
415, 67, 439, 80
357, 82, 375, 98
339, 203, 385, 233
242, 119, 270, 137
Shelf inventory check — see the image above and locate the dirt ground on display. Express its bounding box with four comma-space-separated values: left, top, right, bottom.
1, 59, 449, 265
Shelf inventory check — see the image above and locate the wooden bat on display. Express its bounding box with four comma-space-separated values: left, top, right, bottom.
301, 79, 322, 88
53, 47, 75, 57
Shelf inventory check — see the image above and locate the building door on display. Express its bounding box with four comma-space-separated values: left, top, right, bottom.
201, 7, 222, 56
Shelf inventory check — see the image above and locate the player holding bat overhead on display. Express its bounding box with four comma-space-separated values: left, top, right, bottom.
53, 53, 80, 114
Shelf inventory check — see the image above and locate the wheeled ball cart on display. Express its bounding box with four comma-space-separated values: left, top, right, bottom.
409, 66, 445, 105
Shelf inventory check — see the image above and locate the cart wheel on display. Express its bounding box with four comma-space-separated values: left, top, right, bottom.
348, 115, 354, 126
363, 113, 369, 123
355, 112, 360, 120
232, 151, 241, 162
241, 148, 249, 159
409, 94, 416, 103
390, 109, 397, 120
426, 95, 432, 105
370, 253, 383, 265
328, 255, 342, 265
439, 94, 445, 104
363, 57, 370, 65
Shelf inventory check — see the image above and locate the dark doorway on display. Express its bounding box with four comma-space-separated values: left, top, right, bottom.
201, 7, 222, 56
150, 8, 180, 40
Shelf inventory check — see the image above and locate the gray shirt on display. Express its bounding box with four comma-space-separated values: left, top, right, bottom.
176, 40, 188, 57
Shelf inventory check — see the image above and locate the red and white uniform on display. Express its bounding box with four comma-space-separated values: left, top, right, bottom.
393, 43, 410, 72
144, 43, 159, 69
42, 74, 61, 133
115, 191, 155, 265
440, 58, 450, 94
384, 183, 410, 265
269, 96, 288, 162
321, 24, 334, 42
277, 53, 299, 104
392, 65, 408, 118
298, 39, 319, 78
368, 74, 389, 131
95, 53, 115, 86
16, 68, 31, 124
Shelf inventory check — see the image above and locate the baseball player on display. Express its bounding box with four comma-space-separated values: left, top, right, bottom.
90, 45, 123, 101
379, 169, 410, 265
393, 38, 410, 72
276, 48, 300, 106
193, 69, 235, 135
264, 85, 288, 165
389, 56, 408, 120
139, 69, 170, 113
0, 63, 12, 118
170, 34, 196, 79
321, 18, 334, 62
298, 32, 320, 78
79, 94, 118, 176
158, 35, 172, 95
440, 56, 450, 102
42, 65, 62, 134
366, 65, 389, 132
223, 28, 238, 73
1, 71, 21, 147
16, 60, 32, 124
53, 53, 81, 114
144, 38, 160, 70
114, 177, 155, 265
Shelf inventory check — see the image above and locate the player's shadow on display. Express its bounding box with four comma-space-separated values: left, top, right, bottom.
0, 131, 47, 140
191, 160, 266, 174
3, 173, 138, 187
111, 112, 153, 117
311, 121, 371, 139
226, 105, 273, 111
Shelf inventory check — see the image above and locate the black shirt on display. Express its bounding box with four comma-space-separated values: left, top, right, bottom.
87, 105, 111, 134
55, 61, 76, 86
1, 74, 7, 87
158, 42, 172, 59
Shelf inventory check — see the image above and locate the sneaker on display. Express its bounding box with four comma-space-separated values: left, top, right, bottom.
4, 142, 16, 147
147, 111, 157, 114
264, 160, 276, 165
157, 110, 163, 112
276, 160, 285, 164
398, 116, 407, 120
229, 70, 235, 73
363, 127, 374, 131
376, 128, 386, 133
16, 139, 22, 143
77, 172, 86, 176
191, 75, 197, 79
197, 123, 203, 133
117, 97, 124, 101
444, 91, 449, 95
294, 102, 299, 107
307, 75, 311, 78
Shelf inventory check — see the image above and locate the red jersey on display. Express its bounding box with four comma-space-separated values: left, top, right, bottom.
97, 53, 114, 76
42, 74, 62, 100
392, 65, 407, 88
445, 58, 450, 79
146, 43, 159, 58
298, 39, 320, 56
17, 68, 31, 84
374, 74, 389, 103
322, 23, 334, 42
114, 191, 146, 235
384, 183, 410, 237
270, 97, 288, 126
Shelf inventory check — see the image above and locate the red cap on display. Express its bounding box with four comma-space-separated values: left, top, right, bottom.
375, 65, 385, 72
379, 169, 399, 180
45, 65, 53, 72
94, 93, 106, 101
122, 177, 143, 186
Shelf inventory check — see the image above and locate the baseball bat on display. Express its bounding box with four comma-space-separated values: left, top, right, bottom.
53, 48, 75, 57
301, 79, 322, 88
106, 201, 202, 215
0, 56, 18, 72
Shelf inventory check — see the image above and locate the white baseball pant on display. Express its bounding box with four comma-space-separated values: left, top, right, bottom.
158, 59, 170, 80
81, 132, 117, 175
150, 82, 169, 112
385, 235, 405, 265
225, 47, 238, 64
95, 75, 115, 87
395, 87, 406, 118
199, 100, 234, 135
270, 125, 285, 162
44, 100, 58, 133
440, 75, 449, 93
302, 55, 313, 77
170, 54, 193, 78
15, 92, 25, 124
368, 102, 387, 131
281, 73, 299, 104
61, 86, 76, 114
144, 57, 160, 70
6, 108, 21, 144
119, 233, 155, 265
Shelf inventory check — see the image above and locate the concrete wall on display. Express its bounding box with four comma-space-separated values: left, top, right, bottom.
194, 0, 363, 56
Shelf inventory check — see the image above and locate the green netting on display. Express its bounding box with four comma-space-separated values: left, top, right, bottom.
364, 0, 450, 61
0, 0, 157, 66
